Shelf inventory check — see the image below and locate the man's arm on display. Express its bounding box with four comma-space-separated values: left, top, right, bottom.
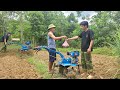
48, 32, 67, 40
87, 30, 94, 53
67, 36, 79, 41
87, 40, 94, 53
89, 40, 94, 49
67, 32, 82, 41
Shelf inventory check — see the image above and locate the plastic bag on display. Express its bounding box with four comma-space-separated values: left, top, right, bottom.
62, 40, 69, 48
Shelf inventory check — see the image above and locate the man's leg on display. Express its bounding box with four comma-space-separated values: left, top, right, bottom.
49, 61, 53, 72
81, 52, 88, 77
81, 52, 87, 72
49, 53, 54, 72
85, 52, 93, 72
85, 52, 94, 78
49, 48, 56, 73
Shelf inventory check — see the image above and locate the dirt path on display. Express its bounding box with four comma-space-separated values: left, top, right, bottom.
0, 50, 41, 79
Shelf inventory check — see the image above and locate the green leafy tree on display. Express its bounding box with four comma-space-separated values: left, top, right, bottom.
26, 11, 45, 46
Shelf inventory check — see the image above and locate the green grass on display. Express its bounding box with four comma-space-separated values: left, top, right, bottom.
7, 44, 116, 57
27, 57, 51, 79
27, 57, 66, 79
7, 44, 115, 56
57, 47, 114, 56
92, 47, 114, 56
8, 44, 21, 49
57, 48, 80, 52
116, 73, 120, 79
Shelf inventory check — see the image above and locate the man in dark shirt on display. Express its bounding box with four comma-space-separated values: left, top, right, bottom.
0, 32, 11, 52
67, 21, 94, 78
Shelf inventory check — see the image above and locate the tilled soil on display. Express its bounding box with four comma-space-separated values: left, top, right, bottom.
36, 51, 120, 79
0, 50, 41, 79
0, 49, 119, 79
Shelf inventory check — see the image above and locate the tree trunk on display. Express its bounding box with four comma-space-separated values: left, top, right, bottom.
32, 36, 35, 47
19, 13, 24, 44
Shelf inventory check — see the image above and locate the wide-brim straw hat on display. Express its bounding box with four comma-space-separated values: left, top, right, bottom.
48, 24, 56, 30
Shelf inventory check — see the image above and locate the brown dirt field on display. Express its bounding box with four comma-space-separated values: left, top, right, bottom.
36, 51, 120, 79
0, 49, 41, 79
0, 49, 120, 79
